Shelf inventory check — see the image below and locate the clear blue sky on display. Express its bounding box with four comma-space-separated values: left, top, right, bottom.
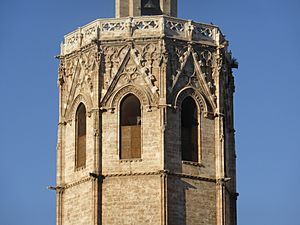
0, 0, 299, 224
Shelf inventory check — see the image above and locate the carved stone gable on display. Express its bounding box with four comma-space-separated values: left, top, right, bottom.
167, 44, 217, 110
101, 43, 160, 107
61, 47, 98, 118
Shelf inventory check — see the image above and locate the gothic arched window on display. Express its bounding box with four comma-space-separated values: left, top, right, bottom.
76, 103, 86, 168
181, 97, 199, 162
120, 94, 141, 159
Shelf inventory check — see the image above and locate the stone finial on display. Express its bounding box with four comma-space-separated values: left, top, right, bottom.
115, 0, 177, 18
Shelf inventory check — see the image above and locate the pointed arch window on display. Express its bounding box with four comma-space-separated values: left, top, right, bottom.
76, 103, 86, 168
181, 97, 199, 162
120, 94, 141, 159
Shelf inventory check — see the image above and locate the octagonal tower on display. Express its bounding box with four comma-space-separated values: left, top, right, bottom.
55, 0, 238, 224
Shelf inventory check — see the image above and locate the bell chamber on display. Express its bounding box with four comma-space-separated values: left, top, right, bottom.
115, 0, 177, 18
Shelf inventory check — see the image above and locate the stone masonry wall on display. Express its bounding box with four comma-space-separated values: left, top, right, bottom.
62, 182, 93, 225
168, 177, 216, 225
102, 175, 161, 225
184, 178, 216, 225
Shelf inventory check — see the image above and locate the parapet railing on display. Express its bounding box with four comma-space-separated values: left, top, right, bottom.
61, 15, 224, 55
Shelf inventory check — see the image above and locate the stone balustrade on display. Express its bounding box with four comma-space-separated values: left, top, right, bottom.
61, 15, 224, 55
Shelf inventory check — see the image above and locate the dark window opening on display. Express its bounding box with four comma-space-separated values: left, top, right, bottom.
76, 103, 86, 168
120, 94, 141, 159
141, 0, 162, 15
181, 97, 198, 162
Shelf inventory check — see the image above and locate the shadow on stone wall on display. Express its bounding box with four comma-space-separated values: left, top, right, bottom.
168, 177, 197, 225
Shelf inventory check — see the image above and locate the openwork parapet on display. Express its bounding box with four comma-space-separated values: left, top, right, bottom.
61, 15, 224, 55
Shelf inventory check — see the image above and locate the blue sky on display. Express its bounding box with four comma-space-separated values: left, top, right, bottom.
0, 0, 299, 225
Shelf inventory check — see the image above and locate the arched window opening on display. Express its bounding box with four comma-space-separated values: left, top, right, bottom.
181, 97, 198, 162
120, 94, 141, 159
76, 103, 86, 168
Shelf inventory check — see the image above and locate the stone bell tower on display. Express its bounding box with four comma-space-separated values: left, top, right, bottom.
55, 0, 238, 224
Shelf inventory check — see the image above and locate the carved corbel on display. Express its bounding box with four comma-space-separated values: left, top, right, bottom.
66, 119, 73, 126
202, 111, 209, 118
202, 111, 214, 119
87, 111, 92, 117
144, 105, 152, 112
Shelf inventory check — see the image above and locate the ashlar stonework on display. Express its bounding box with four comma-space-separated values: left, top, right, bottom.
54, 0, 238, 224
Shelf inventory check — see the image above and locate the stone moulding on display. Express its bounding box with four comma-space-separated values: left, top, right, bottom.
60, 171, 217, 190
182, 160, 204, 167
104, 84, 153, 113
63, 177, 92, 190
65, 94, 93, 121
173, 86, 209, 113
103, 171, 216, 183
61, 15, 222, 56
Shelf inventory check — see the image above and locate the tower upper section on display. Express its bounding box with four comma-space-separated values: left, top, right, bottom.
116, 0, 177, 18
60, 16, 225, 56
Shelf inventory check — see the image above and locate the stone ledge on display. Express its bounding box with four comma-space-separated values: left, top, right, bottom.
119, 158, 143, 163
182, 160, 204, 167
58, 170, 217, 192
